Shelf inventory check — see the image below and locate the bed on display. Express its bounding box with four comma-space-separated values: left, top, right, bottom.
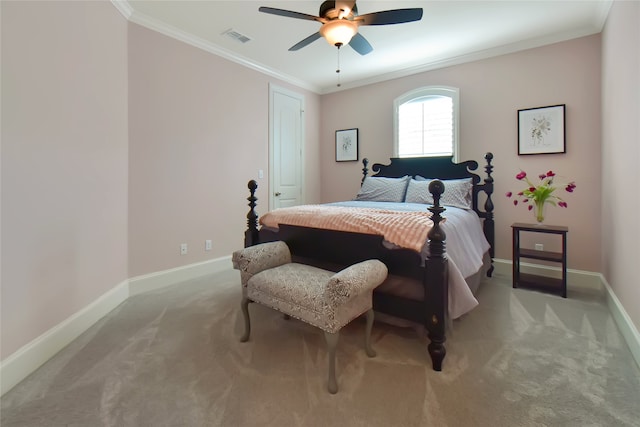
242, 153, 495, 371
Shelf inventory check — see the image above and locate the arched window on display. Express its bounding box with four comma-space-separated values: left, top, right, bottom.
393, 86, 459, 160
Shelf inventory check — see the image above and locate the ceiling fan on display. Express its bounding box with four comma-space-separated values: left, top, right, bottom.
258, 1, 423, 55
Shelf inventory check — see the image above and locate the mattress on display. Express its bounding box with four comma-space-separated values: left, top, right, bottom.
261, 200, 491, 319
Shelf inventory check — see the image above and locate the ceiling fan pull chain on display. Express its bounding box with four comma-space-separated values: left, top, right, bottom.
336, 45, 341, 87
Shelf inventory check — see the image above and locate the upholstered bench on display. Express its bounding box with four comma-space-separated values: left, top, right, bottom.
232, 241, 388, 394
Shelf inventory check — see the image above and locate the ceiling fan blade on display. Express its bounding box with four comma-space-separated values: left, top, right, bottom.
258, 6, 320, 22
349, 33, 373, 55
289, 32, 322, 51
358, 8, 423, 26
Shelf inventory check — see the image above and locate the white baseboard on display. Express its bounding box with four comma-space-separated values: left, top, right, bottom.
128, 255, 232, 296
4, 256, 637, 397
0, 255, 233, 396
601, 275, 640, 371
492, 258, 603, 293
493, 258, 640, 370
0, 279, 130, 396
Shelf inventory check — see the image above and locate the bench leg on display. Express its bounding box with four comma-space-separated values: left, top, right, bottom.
240, 297, 251, 342
324, 331, 339, 394
364, 309, 376, 357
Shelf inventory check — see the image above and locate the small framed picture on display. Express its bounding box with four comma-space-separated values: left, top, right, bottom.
335, 128, 358, 162
518, 104, 566, 155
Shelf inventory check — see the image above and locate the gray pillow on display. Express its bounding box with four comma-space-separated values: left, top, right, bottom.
405, 177, 473, 209
405, 179, 433, 204
355, 176, 410, 202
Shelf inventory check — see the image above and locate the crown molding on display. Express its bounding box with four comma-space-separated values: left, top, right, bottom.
320, 26, 602, 94
593, 0, 614, 30
110, 0, 133, 20
111, 1, 609, 95
109, 1, 320, 94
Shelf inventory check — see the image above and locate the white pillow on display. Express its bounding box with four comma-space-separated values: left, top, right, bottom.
355, 176, 410, 202
405, 177, 473, 209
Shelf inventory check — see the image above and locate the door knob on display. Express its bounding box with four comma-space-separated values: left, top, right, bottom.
275, 192, 281, 196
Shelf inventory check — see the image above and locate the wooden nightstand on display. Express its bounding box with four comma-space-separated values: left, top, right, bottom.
511, 223, 568, 298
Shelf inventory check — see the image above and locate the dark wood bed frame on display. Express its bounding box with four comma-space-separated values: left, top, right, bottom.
243, 153, 494, 371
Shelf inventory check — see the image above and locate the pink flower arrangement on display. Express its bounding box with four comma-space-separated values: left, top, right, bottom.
506, 170, 576, 223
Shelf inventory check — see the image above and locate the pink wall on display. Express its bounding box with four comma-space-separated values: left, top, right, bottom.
127, 24, 321, 277
320, 35, 602, 272
1, 2, 129, 358
3, 0, 636, 367
601, 1, 640, 331
0, 1, 321, 362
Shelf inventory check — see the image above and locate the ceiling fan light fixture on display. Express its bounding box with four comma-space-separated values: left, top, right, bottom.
319, 19, 357, 47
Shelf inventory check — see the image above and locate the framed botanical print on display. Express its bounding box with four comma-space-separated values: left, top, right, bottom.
518, 104, 566, 155
335, 128, 359, 162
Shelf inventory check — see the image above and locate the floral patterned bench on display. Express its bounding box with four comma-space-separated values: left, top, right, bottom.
232, 241, 388, 394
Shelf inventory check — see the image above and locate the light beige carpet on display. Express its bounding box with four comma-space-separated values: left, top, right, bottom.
2, 268, 639, 426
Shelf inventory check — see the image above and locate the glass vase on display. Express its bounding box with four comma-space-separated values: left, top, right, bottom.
534, 199, 546, 223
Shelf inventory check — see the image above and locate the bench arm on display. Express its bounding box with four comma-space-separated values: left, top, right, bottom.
326, 260, 388, 304
232, 241, 292, 280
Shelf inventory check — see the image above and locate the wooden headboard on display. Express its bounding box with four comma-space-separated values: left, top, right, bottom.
361, 153, 495, 275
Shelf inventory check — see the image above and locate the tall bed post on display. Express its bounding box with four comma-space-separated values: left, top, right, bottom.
483, 153, 495, 277
425, 180, 448, 371
361, 158, 369, 185
244, 180, 259, 248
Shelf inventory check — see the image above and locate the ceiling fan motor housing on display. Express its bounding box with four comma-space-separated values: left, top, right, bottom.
320, 1, 358, 20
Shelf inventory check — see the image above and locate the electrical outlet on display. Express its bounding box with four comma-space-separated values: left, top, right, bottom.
205, 240, 212, 251
535, 243, 544, 251
180, 243, 188, 255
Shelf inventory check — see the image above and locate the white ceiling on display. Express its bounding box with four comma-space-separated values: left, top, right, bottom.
116, 1, 611, 94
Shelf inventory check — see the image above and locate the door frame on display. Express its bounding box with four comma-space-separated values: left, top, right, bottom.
268, 84, 306, 210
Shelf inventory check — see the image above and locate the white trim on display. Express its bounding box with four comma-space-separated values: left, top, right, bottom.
268, 84, 306, 211
493, 258, 640, 370
1, 256, 233, 396
321, 27, 603, 94
393, 86, 460, 162
110, 1, 607, 96
109, 1, 318, 93
492, 258, 603, 293
110, 0, 133, 20
128, 256, 232, 296
4, 255, 637, 399
0, 280, 130, 396
601, 275, 640, 371
593, 1, 614, 29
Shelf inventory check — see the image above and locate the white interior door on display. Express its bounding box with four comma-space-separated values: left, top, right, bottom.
270, 85, 304, 209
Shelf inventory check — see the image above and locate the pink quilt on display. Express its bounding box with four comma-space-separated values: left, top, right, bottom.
259, 205, 436, 253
